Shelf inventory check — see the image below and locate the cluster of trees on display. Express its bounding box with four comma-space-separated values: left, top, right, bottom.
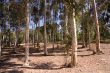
0, 0, 110, 67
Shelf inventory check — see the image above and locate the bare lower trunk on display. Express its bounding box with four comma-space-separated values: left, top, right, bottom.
52, 32, 54, 50
93, 0, 102, 53
37, 20, 40, 50
71, 10, 77, 67
87, 24, 91, 50
32, 25, 35, 47
14, 29, 18, 53
81, 8, 86, 48
44, 0, 48, 55
24, 1, 30, 66
9, 29, 11, 48
0, 28, 1, 56
64, 5, 69, 39
88, 28, 91, 50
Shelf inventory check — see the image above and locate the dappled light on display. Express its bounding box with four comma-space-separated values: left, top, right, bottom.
0, 0, 110, 73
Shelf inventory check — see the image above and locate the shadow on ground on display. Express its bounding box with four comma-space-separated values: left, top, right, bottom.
1, 70, 23, 73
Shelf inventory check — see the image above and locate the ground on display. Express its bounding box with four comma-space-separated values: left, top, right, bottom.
0, 43, 110, 73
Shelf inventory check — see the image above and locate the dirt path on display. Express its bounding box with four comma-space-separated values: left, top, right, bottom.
0, 44, 110, 73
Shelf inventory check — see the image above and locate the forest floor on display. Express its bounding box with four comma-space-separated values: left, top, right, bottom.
0, 43, 110, 73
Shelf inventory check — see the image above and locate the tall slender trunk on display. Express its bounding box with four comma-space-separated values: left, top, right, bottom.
93, 0, 102, 53
44, 0, 48, 55
65, 15, 69, 36
37, 19, 40, 49
7, 3, 11, 48
63, 9, 69, 53
87, 0, 91, 50
52, 32, 54, 50
0, 27, 1, 56
88, 26, 91, 50
36, 0, 40, 49
32, 24, 34, 47
51, 10, 54, 50
64, 6, 69, 39
81, 8, 86, 48
24, 1, 30, 66
14, 27, 19, 53
71, 9, 77, 67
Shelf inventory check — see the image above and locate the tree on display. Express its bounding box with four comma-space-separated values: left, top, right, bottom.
71, 9, 77, 67
0, 24, 1, 56
64, 0, 78, 67
24, 0, 30, 66
44, 0, 48, 55
93, 0, 102, 54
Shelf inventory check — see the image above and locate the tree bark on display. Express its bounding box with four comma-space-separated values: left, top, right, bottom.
64, 7, 69, 45
81, 8, 86, 48
70, 9, 77, 67
0, 27, 1, 56
24, 1, 30, 66
52, 32, 54, 50
32, 24, 35, 47
37, 19, 40, 49
44, 0, 48, 55
14, 27, 19, 53
93, 0, 102, 53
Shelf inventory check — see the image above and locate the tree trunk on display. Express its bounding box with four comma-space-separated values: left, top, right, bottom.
36, 0, 41, 49
0, 27, 1, 56
93, 0, 102, 53
32, 24, 34, 47
81, 8, 86, 48
37, 19, 40, 49
14, 27, 19, 53
88, 26, 91, 50
44, 0, 48, 55
24, 1, 30, 66
64, 5, 69, 39
52, 32, 54, 50
70, 10, 77, 67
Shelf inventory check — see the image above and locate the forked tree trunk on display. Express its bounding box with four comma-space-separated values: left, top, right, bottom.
93, 0, 102, 53
24, 0, 30, 66
44, 0, 48, 55
70, 9, 77, 67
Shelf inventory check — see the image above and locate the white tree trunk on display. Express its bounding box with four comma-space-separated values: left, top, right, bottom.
71, 10, 77, 67
44, 0, 48, 55
24, 1, 30, 66
93, 0, 101, 53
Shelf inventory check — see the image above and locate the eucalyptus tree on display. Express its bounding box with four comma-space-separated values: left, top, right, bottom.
64, 0, 78, 67
22, 0, 30, 66
43, 0, 48, 55
93, 0, 103, 54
